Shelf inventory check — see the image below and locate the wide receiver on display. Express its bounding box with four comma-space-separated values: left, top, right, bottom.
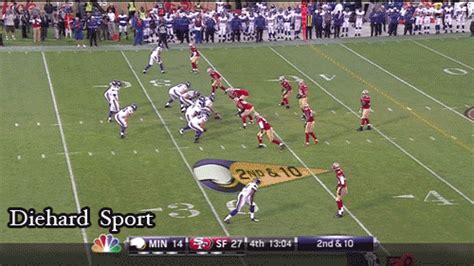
332, 162, 347, 218
303, 104, 318, 145
143, 44, 165, 74
255, 112, 285, 150
190, 43, 200, 73
358, 89, 372, 131
279, 76, 292, 109
114, 103, 138, 139
224, 178, 261, 224
207, 68, 227, 94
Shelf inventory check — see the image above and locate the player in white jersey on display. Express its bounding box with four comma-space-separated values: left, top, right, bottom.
217, 14, 228, 42
179, 108, 210, 143
118, 12, 128, 40
247, 12, 256, 41
454, 3, 467, 33
114, 104, 138, 139
165, 81, 191, 108
104, 80, 122, 122
216, 1, 225, 14
164, 13, 175, 43
276, 9, 285, 40
434, 6, 443, 34
414, 5, 423, 34
179, 90, 200, 113
239, 12, 248, 41
342, 8, 352, 37
444, 4, 454, 33
293, 9, 302, 40
282, 10, 292, 40
266, 11, 277, 41
423, 7, 433, 34
355, 8, 364, 37
185, 102, 206, 122
143, 45, 165, 74
224, 178, 261, 223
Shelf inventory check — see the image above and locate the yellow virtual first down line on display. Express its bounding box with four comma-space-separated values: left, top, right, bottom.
309, 45, 473, 154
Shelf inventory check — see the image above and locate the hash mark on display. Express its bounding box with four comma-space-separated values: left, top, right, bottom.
331, 110, 336, 114
155, 148, 159, 153
406, 107, 412, 111
293, 112, 298, 116
133, 150, 138, 154
324, 141, 330, 145
220, 145, 225, 150
100, 120, 104, 124
345, 140, 351, 144
179, 117, 184, 120
430, 136, 436, 141
409, 138, 414, 141
275, 112, 279, 117
450, 136, 457, 140
37, 122, 41, 126
366, 139, 372, 143
79, 121, 83, 124
425, 106, 431, 110
140, 118, 144, 122
241, 144, 247, 149
111, 151, 115, 155
387, 108, 393, 112
88, 152, 93, 156
15, 123, 19, 127
17, 155, 21, 160
199, 146, 204, 151
41, 154, 46, 159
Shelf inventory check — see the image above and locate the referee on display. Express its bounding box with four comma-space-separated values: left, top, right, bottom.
157, 19, 168, 49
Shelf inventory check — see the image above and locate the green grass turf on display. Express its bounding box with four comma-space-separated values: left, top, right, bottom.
1, 37, 473, 255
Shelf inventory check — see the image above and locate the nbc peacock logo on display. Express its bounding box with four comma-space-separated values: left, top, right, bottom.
91, 233, 122, 253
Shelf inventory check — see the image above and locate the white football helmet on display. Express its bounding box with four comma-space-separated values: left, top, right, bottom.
362, 89, 369, 95
332, 162, 340, 170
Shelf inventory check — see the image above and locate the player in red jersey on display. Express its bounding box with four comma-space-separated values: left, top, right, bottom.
189, 43, 200, 73
358, 90, 372, 131
279, 76, 292, 109
225, 88, 249, 100
297, 80, 309, 111
332, 162, 347, 218
255, 113, 285, 150
207, 68, 227, 93
303, 104, 318, 145
234, 98, 254, 129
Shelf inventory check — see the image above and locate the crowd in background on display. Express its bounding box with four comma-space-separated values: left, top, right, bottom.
1, 1, 473, 47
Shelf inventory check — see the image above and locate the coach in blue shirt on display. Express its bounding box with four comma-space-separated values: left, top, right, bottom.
230, 14, 242, 42
87, 15, 99, 46
255, 13, 265, 42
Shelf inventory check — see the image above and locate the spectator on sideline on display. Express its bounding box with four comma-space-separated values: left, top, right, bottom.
20, 10, 29, 39
230, 13, 241, 42
3, 11, 16, 41
73, 17, 86, 47
314, 8, 323, 39
40, 11, 49, 41
31, 14, 41, 43
87, 13, 98, 46
65, 12, 73, 38
133, 15, 144, 46
193, 14, 203, 43
255, 13, 265, 42
205, 14, 216, 43
306, 9, 313, 39
404, 10, 414, 35
52, 12, 59, 39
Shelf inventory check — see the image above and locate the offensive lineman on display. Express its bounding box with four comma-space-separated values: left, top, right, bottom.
114, 103, 138, 139
358, 90, 372, 131
332, 162, 347, 218
143, 44, 165, 74
104, 80, 122, 122
165, 81, 191, 108
224, 178, 261, 223
179, 108, 210, 143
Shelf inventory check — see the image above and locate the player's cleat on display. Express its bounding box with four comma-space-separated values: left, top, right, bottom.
305, 142, 310, 146
248, 120, 254, 125
161, 70, 165, 74
194, 138, 200, 143
242, 123, 247, 129
251, 218, 259, 222
258, 144, 267, 149
286, 105, 290, 109
366, 125, 372, 130
224, 219, 231, 224
142, 70, 147, 74
357, 126, 363, 131
335, 213, 343, 218
179, 128, 184, 135
279, 143, 286, 150
164, 104, 171, 108
107, 117, 112, 123
314, 139, 319, 144
120, 134, 125, 139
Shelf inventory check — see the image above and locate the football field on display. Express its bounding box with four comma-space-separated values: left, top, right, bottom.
1, 36, 473, 259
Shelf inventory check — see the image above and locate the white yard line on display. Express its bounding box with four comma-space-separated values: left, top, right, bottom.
270, 47, 474, 206
412, 40, 474, 70
41, 52, 92, 265
201, 51, 390, 256
120, 51, 231, 237
339, 43, 472, 122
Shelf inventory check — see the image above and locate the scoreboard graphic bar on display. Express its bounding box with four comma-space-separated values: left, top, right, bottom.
127, 236, 377, 255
